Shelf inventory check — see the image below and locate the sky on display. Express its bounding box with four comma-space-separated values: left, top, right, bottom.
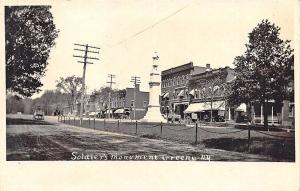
33, 0, 294, 98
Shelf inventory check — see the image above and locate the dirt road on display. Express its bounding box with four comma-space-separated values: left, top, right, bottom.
6, 114, 272, 161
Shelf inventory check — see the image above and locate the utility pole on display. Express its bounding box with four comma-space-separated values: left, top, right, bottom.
106, 74, 116, 119
130, 76, 141, 120
73, 43, 100, 124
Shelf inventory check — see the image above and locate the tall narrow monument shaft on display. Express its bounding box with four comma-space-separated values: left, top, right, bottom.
142, 52, 166, 123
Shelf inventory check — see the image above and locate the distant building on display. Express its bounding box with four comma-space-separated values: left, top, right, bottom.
110, 84, 149, 120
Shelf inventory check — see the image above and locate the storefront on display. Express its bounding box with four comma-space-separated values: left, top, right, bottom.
184, 101, 225, 122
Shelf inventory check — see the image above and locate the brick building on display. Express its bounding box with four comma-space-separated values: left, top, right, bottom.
160, 62, 207, 122
185, 66, 235, 122
110, 84, 149, 120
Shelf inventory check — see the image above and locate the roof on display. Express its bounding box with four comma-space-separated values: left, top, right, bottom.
191, 66, 207, 75
191, 66, 233, 79
161, 62, 194, 76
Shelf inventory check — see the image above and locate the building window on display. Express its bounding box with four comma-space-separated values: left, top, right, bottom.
143, 101, 148, 107
289, 103, 295, 117
202, 88, 206, 98
214, 86, 220, 96
131, 100, 135, 107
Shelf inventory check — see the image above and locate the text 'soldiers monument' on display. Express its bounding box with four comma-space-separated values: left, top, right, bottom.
142, 52, 166, 123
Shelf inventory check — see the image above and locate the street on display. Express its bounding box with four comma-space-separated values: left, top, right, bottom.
6, 114, 277, 161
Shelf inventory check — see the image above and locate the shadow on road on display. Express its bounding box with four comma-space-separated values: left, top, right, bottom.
6, 118, 54, 125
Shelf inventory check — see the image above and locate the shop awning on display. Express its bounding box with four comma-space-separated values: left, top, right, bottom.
189, 89, 195, 96
184, 103, 205, 113
184, 101, 225, 113
114, 109, 124, 114
236, 103, 246, 112
163, 92, 169, 98
177, 90, 184, 97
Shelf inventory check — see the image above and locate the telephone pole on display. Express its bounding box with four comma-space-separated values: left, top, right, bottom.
130, 76, 141, 120
106, 74, 116, 119
73, 43, 100, 123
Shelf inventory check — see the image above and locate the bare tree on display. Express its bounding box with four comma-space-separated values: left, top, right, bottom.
91, 86, 114, 112
56, 75, 83, 114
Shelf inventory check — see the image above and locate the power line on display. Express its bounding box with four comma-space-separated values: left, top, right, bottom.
111, 3, 190, 47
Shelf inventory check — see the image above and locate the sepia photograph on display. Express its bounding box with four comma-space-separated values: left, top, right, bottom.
4, 0, 296, 163
2, 0, 300, 190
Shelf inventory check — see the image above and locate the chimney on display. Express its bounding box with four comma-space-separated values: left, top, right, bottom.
206, 63, 211, 71
206, 63, 210, 69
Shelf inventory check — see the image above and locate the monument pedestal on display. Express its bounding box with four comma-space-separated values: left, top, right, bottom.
142, 106, 166, 123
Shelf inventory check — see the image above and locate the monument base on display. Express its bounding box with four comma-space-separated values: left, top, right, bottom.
142, 106, 167, 123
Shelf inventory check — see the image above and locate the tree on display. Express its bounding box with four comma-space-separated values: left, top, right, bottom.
56, 75, 83, 114
229, 20, 294, 128
31, 90, 67, 115
5, 6, 59, 97
6, 95, 25, 114
91, 86, 114, 110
